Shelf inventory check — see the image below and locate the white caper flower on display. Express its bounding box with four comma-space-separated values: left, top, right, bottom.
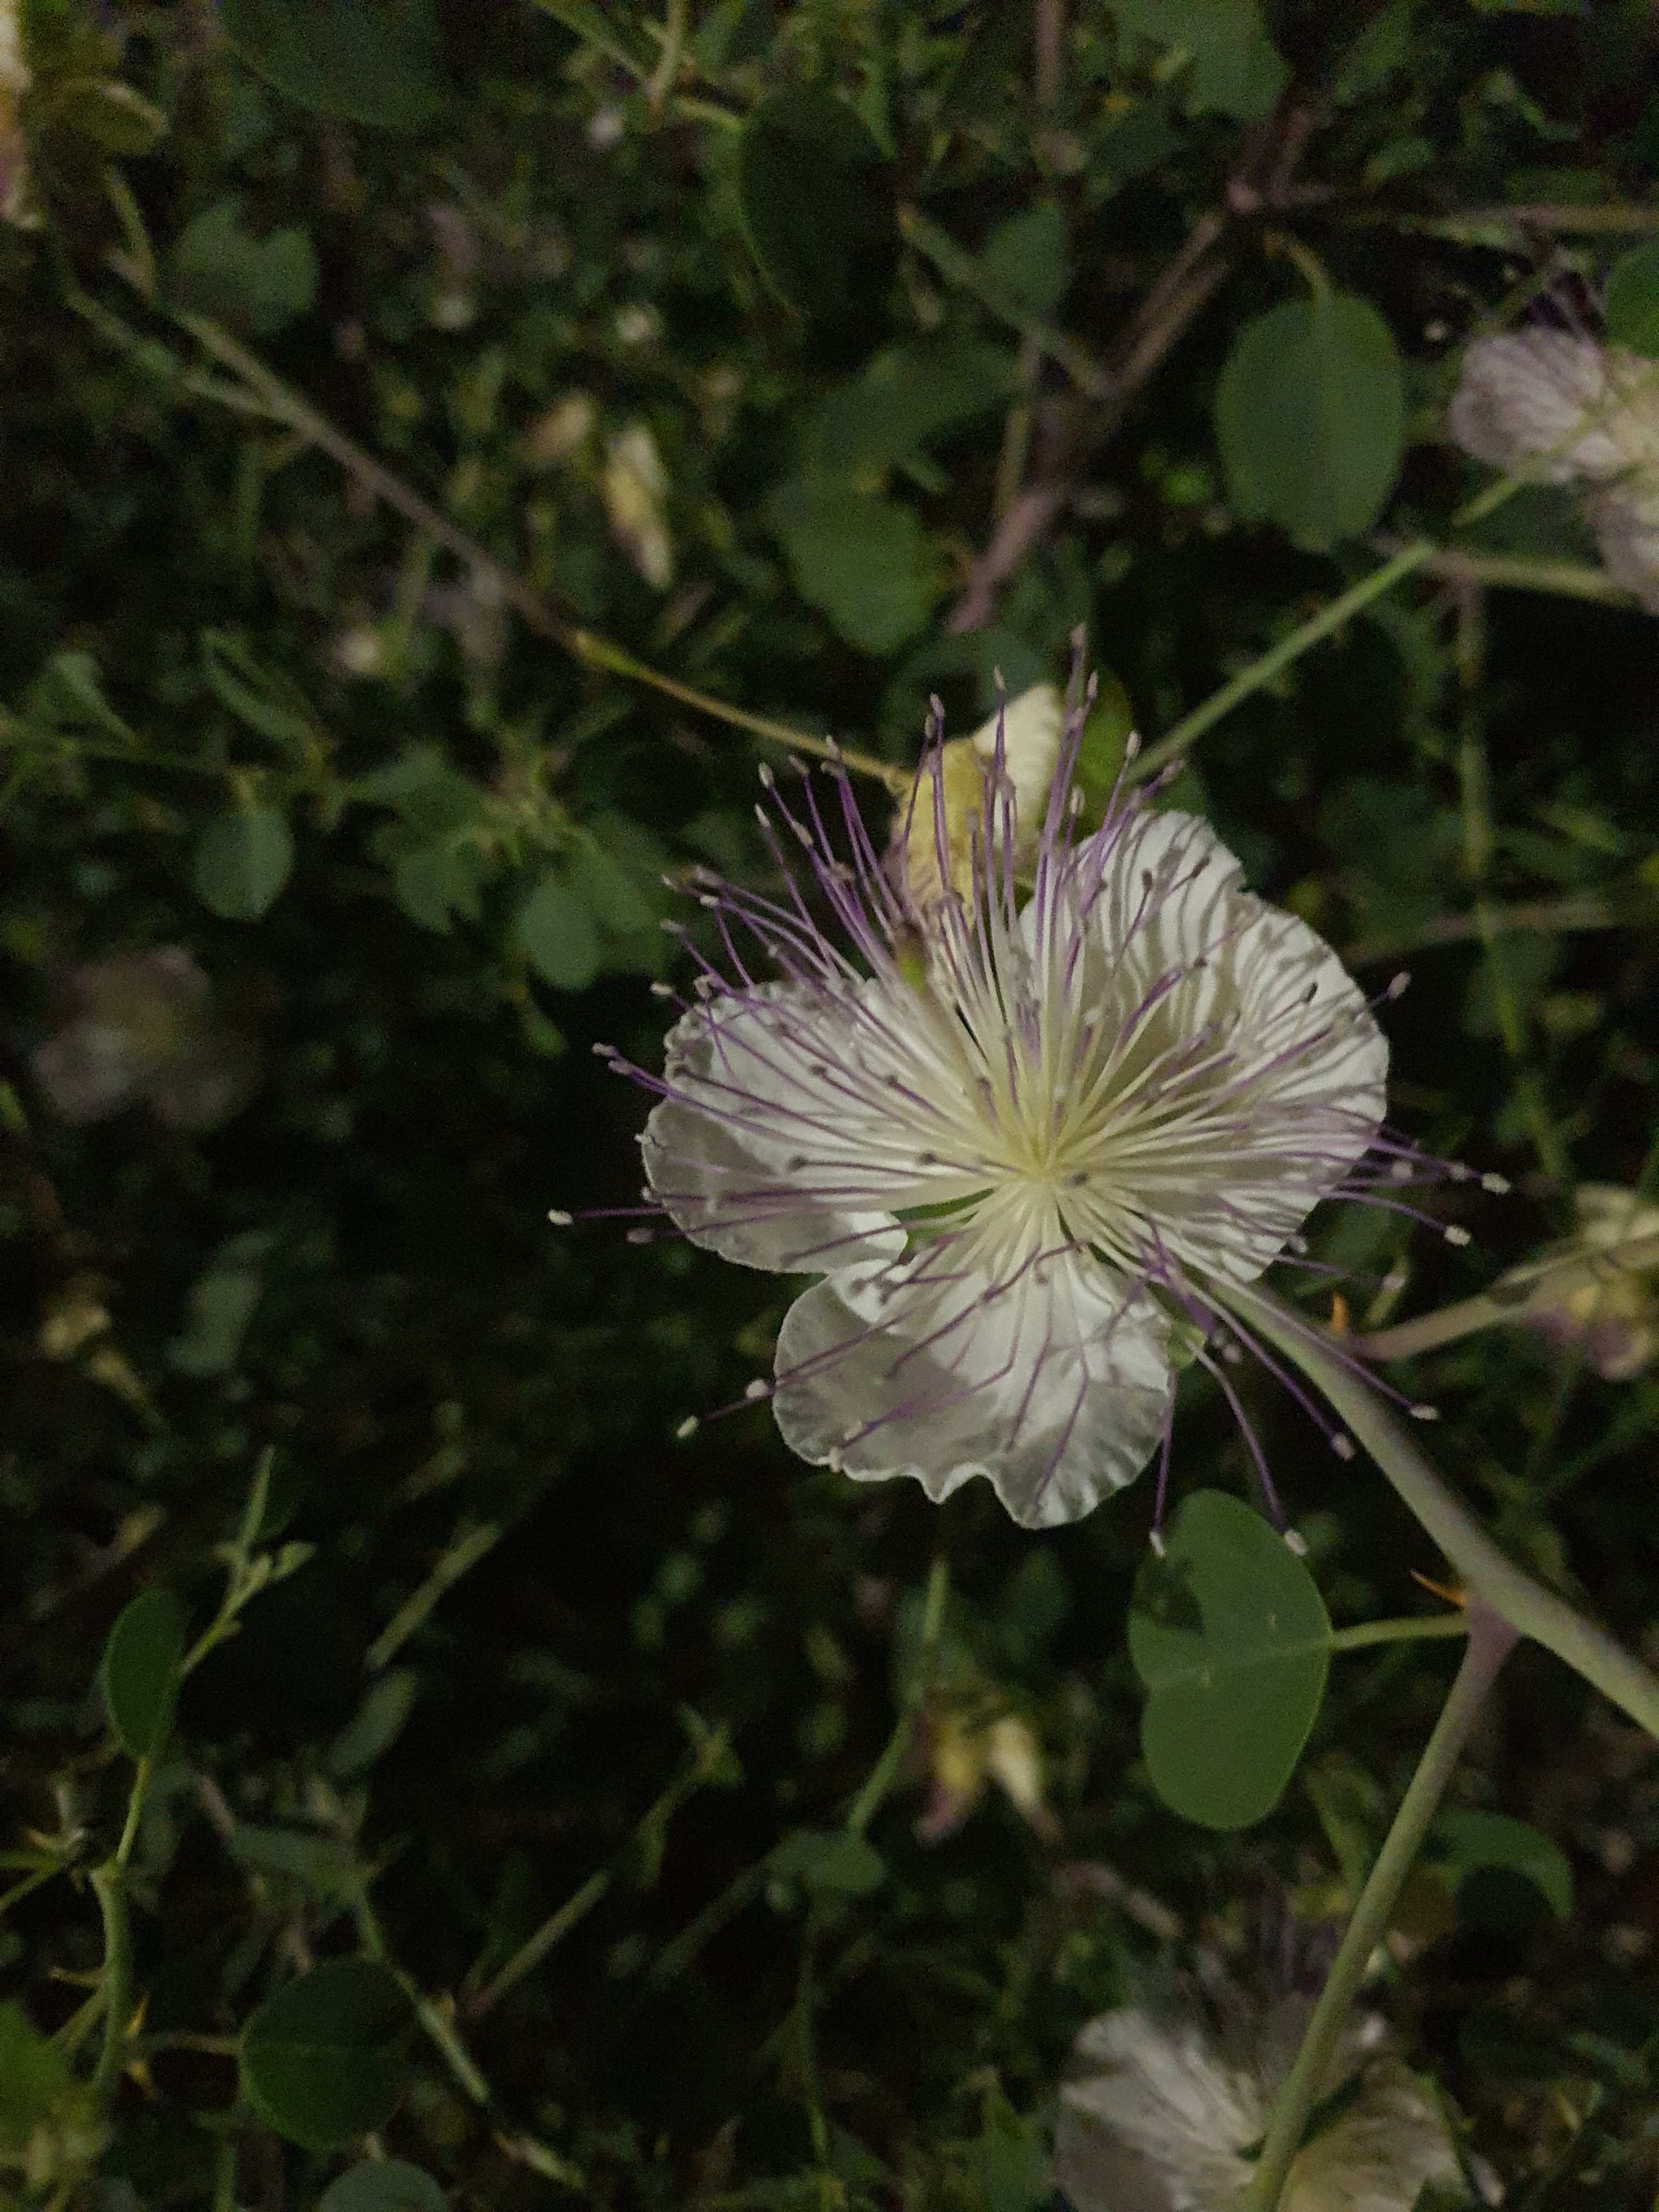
594, 692, 1410, 1528
1054, 1998, 1461, 2212
1449, 329, 1659, 613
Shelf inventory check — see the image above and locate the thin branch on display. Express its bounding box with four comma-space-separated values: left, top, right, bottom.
1343, 891, 1620, 969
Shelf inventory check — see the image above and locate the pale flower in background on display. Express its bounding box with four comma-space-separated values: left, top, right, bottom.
523, 392, 597, 470
1053, 1997, 1462, 2212
1449, 329, 1659, 613
31, 949, 258, 1133
1512, 1182, 1659, 1381
602, 422, 674, 590
606, 688, 1400, 1528
0, 0, 38, 230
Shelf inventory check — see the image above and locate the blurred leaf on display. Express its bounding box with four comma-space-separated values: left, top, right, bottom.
328, 1670, 420, 1779
167, 1232, 269, 1378
200, 632, 319, 754
769, 1830, 887, 1898
767, 477, 939, 653
227, 1825, 364, 1897
517, 871, 601, 991
223, 0, 443, 131
1129, 1491, 1331, 1830
58, 78, 168, 157
1215, 291, 1406, 550
239, 1959, 411, 2151
1431, 1810, 1573, 1920
738, 89, 886, 320
980, 201, 1068, 315
168, 197, 318, 336
318, 2164, 448, 2212
1605, 241, 1659, 359
392, 840, 492, 933
799, 342, 1013, 478
101, 1590, 188, 1760
193, 804, 295, 920
0, 2001, 95, 2162
1111, 0, 1289, 121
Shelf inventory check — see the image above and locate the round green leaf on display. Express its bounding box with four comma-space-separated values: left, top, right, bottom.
769, 1829, 887, 1898
738, 89, 885, 320
193, 805, 295, 921
1431, 1809, 1573, 1921
101, 1590, 188, 1760
223, 0, 442, 131
239, 1958, 411, 2152
766, 477, 939, 654
516, 872, 600, 993
318, 2163, 448, 2212
169, 199, 318, 336
1605, 240, 1659, 359
1215, 291, 1405, 551
1128, 1490, 1331, 1830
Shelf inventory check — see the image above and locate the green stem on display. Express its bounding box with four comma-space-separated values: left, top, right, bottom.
844, 1554, 950, 1838
88, 1753, 154, 2108
1328, 1613, 1469, 1652
1237, 1287, 1659, 1737
1243, 1604, 1517, 2212
1133, 475, 1523, 782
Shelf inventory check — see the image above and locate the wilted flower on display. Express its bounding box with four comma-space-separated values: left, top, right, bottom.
602, 422, 674, 590
598, 684, 1405, 1528
916, 1705, 1057, 1843
889, 682, 1064, 912
1053, 1995, 1460, 2212
30, 949, 258, 1132
1449, 329, 1659, 613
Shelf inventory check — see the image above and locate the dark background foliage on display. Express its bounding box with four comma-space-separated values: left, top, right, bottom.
2, 1, 1659, 2207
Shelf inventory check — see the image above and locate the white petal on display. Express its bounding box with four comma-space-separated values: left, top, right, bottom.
642, 988, 905, 1274
1588, 478, 1659, 614
771, 1245, 1172, 1528
1058, 808, 1387, 1285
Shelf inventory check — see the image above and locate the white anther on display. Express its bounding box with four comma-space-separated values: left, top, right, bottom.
1443, 1224, 1471, 1247
1331, 1434, 1356, 1460
547, 1209, 573, 1227
1283, 1529, 1309, 1558
675, 1416, 699, 1441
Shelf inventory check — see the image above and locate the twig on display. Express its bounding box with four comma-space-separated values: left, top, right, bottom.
1342, 891, 1620, 969
1376, 541, 1637, 607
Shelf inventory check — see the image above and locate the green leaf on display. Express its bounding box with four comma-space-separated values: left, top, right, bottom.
517, 872, 601, 992
193, 804, 295, 921
0, 2001, 94, 2161
167, 1232, 269, 1378
738, 89, 885, 320
227, 1825, 364, 1898
168, 197, 318, 336
200, 633, 319, 754
769, 1829, 887, 1898
572, 845, 657, 938
239, 1959, 411, 2152
391, 840, 491, 933
1074, 669, 1139, 811
101, 1590, 188, 1760
318, 2163, 448, 2212
980, 201, 1068, 315
1605, 240, 1659, 359
767, 477, 939, 654
799, 342, 1013, 477
1430, 1810, 1573, 1921
328, 1670, 420, 1779
1215, 290, 1406, 551
1111, 0, 1289, 121
1128, 1490, 1331, 1830
223, 0, 443, 131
